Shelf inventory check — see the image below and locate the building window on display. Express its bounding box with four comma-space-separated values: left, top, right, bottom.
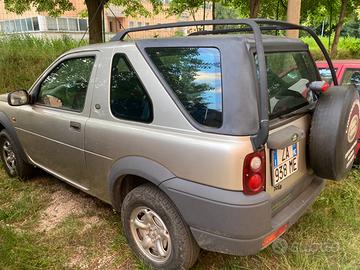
46, 17, 87, 32
137, 22, 142, 27
0, 16, 88, 33
20, 19, 27, 31
129, 21, 134, 28
68, 18, 78, 31
15, 20, 21, 32
26, 18, 33, 31
57, 18, 68, 31
32, 17, 39, 31
47, 17, 57, 31
79, 19, 88, 31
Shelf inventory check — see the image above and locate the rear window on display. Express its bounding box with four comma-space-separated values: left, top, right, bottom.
264, 51, 318, 119
146, 47, 222, 128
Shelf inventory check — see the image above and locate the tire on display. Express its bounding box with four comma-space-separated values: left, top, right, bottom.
121, 184, 200, 270
309, 86, 360, 180
0, 130, 34, 179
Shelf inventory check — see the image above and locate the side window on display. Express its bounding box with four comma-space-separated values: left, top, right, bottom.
110, 54, 153, 123
146, 47, 223, 128
342, 69, 360, 89
38, 57, 95, 111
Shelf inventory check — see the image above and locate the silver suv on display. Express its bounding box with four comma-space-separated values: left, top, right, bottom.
1, 19, 359, 270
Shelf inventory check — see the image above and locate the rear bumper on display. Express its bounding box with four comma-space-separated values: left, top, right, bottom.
160, 176, 325, 256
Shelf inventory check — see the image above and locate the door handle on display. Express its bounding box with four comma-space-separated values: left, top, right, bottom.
70, 121, 81, 130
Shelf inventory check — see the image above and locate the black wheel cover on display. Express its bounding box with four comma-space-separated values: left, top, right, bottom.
309, 86, 360, 180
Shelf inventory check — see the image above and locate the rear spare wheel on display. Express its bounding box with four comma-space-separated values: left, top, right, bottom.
309, 86, 360, 180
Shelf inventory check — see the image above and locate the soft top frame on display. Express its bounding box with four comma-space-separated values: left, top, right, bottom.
111, 19, 337, 151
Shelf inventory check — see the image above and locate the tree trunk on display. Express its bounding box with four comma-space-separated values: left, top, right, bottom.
249, 0, 260, 18
212, 1, 216, 30
331, 0, 348, 58
85, 0, 104, 44
286, 0, 301, 38
212, 1, 216, 20
203, 1, 206, 20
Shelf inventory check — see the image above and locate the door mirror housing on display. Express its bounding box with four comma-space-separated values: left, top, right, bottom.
8, 89, 30, 106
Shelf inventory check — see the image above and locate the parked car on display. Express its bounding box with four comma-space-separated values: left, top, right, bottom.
317, 59, 360, 89
317, 59, 360, 163
1, 20, 359, 270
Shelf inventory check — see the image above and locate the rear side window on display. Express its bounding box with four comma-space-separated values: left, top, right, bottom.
146, 47, 222, 128
265, 51, 318, 119
110, 54, 153, 123
342, 68, 360, 89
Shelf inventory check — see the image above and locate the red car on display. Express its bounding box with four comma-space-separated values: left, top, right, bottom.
316, 59, 360, 88
317, 59, 360, 163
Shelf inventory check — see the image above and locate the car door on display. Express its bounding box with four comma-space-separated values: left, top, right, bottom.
14, 52, 98, 189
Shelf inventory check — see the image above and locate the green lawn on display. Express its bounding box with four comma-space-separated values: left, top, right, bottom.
0, 166, 360, 270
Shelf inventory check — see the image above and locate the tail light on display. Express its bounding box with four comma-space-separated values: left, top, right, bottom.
243, 150, 266, 195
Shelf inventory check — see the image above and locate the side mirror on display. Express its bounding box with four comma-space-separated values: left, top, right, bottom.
8, 89, 30, 106
309, 81, 329, 94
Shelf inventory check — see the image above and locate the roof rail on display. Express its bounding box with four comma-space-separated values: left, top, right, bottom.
111, 19, 337, 151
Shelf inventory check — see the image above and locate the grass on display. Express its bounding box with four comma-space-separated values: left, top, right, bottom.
0, 165, 360, 269
0, 35, 81, 94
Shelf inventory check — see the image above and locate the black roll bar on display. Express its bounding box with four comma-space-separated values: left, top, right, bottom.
111, 19, 337, 150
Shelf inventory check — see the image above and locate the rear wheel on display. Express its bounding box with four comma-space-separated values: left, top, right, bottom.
121, 184, 199, 270
0, 130, 34, 179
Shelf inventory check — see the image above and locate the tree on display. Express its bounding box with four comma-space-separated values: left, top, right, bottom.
167, 0, 206, 21
302, 0, 360, 57
331, 0, 348, 57
4, 0, 74, 17
4, 0, 163, 44
226, 0, 285, 19
85, 0, 107, 44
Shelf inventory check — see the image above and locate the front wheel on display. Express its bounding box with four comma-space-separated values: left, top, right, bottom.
121, 184, 200, 270
0, 130, 34, 179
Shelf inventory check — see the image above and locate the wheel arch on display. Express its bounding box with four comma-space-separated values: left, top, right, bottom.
108, 156, 175, 211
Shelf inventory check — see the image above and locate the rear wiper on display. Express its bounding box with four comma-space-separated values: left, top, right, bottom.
279, 104, 315, 119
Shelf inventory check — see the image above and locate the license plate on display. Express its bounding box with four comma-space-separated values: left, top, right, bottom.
272, 143, 299, 185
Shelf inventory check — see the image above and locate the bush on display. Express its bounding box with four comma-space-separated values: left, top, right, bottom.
302, 36, 360, 60
0, 35, 81, 94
